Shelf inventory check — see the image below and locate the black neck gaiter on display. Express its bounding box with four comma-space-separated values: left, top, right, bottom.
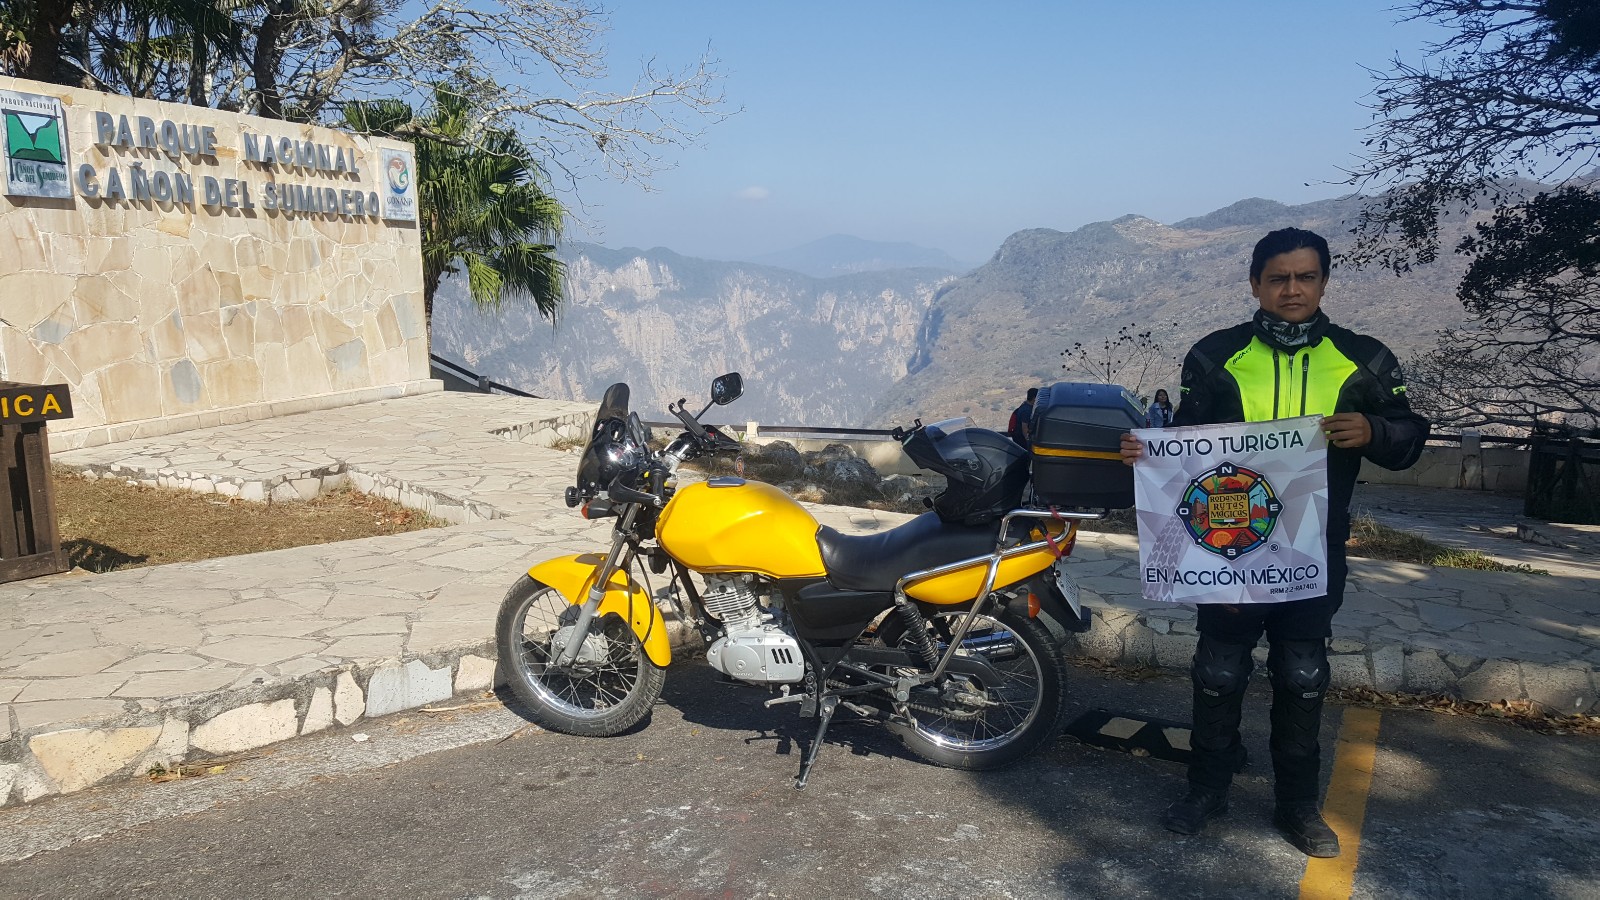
1253, 309, 1329, 352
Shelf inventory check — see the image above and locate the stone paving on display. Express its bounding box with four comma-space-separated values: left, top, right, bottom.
1, 393, 1596, 807
1350, 483, 1600, 581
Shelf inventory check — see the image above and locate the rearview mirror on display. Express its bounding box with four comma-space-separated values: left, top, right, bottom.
710, 373, 743, 406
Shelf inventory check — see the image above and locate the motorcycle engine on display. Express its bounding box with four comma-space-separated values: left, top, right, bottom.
701, 574, 806, 684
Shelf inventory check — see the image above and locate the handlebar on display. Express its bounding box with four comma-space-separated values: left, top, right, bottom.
890, 419, 923, 442
607, 475, 663, 508
669, 399, 740, 455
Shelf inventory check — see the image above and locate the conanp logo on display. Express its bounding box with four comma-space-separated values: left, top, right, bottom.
386, 155, 411, 195
1176, 461, 1283, 560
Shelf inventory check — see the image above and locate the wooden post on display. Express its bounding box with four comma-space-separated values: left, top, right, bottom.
0, 382, 73, 584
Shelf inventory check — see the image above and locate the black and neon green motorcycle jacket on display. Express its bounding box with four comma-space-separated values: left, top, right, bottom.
1173, 318, 1430, 542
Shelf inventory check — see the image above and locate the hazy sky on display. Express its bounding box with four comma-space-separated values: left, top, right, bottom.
565, 1, 1446, 265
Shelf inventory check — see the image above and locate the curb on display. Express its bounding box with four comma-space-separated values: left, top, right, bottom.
0, 614, 702, 810
1064, 607, 1598, 714
3, 599, 1593, 809
0, 641, 491, 808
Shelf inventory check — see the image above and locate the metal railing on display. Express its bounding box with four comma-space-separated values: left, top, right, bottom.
745, 424, 896, 440
1423, 431, 1536, 448
429, 354, 540, 399
422, 363, 1582, 458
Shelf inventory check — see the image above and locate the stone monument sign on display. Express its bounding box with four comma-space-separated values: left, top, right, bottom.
0, 74, 435, 450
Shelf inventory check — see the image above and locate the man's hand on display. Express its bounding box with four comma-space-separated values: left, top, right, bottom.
1321, 413, 1372, 449
1120, 432, 1143, 467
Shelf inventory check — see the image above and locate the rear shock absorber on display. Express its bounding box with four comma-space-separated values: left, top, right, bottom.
894, 596, 941, 670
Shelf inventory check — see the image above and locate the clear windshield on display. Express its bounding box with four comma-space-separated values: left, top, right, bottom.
922, 417, 978, 440
595, 382, 629, 424
576, 383, 643, 497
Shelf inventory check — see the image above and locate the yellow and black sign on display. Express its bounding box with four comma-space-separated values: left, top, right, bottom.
0, 383, 73, 423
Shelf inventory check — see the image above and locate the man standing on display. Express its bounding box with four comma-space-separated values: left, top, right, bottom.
1119, 228, 1427, 858
1008, 387, 1038, 450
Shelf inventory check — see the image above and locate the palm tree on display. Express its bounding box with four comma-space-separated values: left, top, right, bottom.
344, 87, 566, 338
6, 0, 253, 99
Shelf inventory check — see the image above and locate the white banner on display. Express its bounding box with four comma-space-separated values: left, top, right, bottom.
1133, 416, 1329, 604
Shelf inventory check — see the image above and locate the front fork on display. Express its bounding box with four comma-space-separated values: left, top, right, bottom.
553, 505, 639, 666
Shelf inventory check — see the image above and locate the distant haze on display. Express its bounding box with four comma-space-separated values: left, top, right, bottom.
739, 235, 973, 279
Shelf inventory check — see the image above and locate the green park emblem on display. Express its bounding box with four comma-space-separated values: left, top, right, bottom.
2, 90, 71, 199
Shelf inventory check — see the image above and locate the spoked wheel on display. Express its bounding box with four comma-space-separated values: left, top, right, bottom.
874, 606, 1069, 769
495, 575, 665, 736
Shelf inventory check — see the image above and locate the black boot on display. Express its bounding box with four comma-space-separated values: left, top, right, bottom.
1274, 802, 1340, 857
1162, 787, 1229, 835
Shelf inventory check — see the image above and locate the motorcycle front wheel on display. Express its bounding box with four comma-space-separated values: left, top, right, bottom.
874, 606, 1069, 770
495, 575, 666, 736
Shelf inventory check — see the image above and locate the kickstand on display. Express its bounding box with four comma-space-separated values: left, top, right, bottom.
794, 695, 839, 790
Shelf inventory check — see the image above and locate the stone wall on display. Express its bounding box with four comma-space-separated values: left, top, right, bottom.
1357, 445, 1530, 494
0, 75, 435, 450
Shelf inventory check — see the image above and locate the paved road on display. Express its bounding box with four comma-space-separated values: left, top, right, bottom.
1, 661, 1596, 900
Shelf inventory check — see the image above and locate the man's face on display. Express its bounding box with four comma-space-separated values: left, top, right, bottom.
1250, 247, 1326, 323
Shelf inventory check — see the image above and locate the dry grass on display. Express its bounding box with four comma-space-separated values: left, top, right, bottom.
1347, 514, 1547, 574
53, 466, 444, 573
1332, 686, 1600, 735
1075, 507, 1138, 535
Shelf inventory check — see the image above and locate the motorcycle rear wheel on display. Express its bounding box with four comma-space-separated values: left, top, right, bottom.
495, 575, 666, 736
874, 606, 1069, 770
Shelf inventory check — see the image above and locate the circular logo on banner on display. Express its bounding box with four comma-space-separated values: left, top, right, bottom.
1176, 461, 1283, 559
387, 156, 411, 195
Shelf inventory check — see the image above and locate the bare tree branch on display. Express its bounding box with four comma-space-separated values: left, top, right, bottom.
1346, 1, 1600, 432
1060, 323, 1177, 401
43, 0, 731, 189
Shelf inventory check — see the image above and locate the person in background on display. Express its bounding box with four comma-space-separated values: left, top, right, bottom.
1146, 388, 1175, 428
1118, 227, 1427, 858
1008, 387, 1038, 450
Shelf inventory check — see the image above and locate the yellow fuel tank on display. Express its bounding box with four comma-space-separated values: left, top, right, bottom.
657, 480, 826, 578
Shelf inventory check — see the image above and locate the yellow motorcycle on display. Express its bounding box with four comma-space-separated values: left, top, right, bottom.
495, 374, 1095, 787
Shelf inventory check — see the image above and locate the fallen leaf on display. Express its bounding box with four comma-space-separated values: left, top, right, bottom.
352, 733, 370, 742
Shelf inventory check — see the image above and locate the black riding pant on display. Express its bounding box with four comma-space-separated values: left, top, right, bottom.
1187, 550, 1345, 803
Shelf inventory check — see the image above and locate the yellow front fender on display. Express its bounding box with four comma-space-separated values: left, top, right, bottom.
528, 554, 671, 667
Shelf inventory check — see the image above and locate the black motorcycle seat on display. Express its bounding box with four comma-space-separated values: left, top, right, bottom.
815, 511, 1003, 593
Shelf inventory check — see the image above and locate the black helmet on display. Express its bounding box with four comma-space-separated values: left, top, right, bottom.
575, 384, 649, 498
901, 418, 1029, 525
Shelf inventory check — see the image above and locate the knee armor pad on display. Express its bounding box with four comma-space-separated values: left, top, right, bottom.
1192, 635, 1253, 698
1268, 639, 1329, 700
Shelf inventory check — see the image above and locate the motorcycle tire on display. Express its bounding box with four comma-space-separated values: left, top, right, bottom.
495, 574, 666, 737
874, 605, 1069, 770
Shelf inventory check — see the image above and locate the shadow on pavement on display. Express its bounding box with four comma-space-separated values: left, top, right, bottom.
61, 538, 147, 573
